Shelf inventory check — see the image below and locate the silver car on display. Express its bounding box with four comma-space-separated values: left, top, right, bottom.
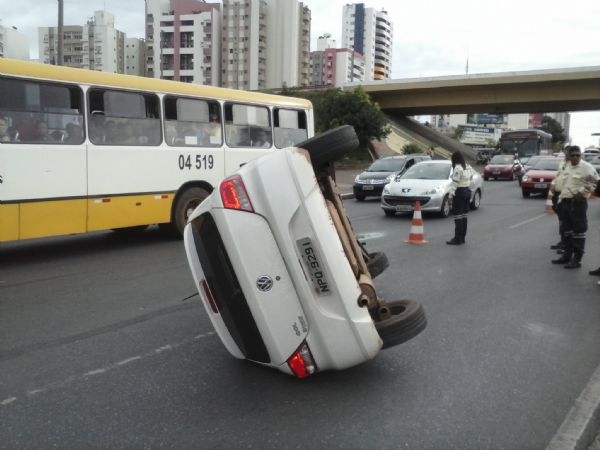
381, 160, 483, 217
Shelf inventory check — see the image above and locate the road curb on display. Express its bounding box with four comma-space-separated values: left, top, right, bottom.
340, 193, 354, 200
546, 362, 600, 450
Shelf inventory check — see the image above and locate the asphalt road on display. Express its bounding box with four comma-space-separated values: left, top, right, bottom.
2, 180, 600, 449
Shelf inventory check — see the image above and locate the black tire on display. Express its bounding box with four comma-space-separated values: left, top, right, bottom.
483, 176, 488, 181
439, 195, 450, 218
366, 251, 389, 279
297, 125, 359, 167
355, 193, 366, 201
173, 187, 210, 236
375, 300, 427, 349
522, 190, 530, 198
383, 209, 395, 217
470, 189, 481, 210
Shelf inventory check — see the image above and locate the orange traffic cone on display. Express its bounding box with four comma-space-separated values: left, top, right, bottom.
405, 201, 428, 244
544, 190, 555, 214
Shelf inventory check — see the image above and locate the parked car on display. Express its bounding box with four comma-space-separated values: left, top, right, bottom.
483, 154, 523, 181
183, 126, 426, 378
521, 157, 562, 197
381, 160, 483, 218
353, 154, 430, 200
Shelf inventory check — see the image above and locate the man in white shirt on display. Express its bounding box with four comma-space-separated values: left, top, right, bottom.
552, 146, 600, 269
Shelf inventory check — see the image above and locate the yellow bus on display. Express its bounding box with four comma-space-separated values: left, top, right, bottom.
0, 59, 313, 243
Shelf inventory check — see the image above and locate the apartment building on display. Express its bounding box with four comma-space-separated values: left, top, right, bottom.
145, 0, 221, 85
39, 11, 125, 73
0, 22, 30, 60
342, 3, 393, 81
125, 38, 146, 76
309, 35, 365, 87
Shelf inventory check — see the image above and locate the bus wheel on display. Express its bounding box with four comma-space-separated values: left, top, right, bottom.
297, 125, 359, 167
173, 187, 210, 236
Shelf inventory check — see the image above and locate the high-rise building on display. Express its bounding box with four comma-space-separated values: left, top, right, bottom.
221, 0, 310, 90
125, 38, 146, 76
341, 3, 393, 81
39, 11, 126, 73
309, 35, 365, 88
145, 0, 221, 85
0, 22, 30, 60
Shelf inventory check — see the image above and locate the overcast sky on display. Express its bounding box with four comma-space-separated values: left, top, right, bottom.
1, 0, 599, 146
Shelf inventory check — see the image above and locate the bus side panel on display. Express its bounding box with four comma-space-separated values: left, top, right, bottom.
87, 194, 173, 231
0, 204, 19, 242
87, 146, 225, 230
19, 199, 87, 240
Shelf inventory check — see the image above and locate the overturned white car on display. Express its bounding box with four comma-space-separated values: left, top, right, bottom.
183, 126, 426, 378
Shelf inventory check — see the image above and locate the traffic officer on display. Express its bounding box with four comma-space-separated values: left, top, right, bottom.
549, 148, 570, 252
552, 146, 599, 268
446, 151, 473, 245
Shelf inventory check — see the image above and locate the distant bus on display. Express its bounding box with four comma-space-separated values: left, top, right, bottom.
0, 59, 313, 243
497, 129, 553, 159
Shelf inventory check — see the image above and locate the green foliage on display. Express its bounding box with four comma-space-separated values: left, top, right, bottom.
401, 142, 424, 154
539, 115, 566, 144
277, 86, 391, 150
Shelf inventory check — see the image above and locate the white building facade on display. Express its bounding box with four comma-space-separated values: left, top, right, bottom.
342, 3, 393, 81
0, 22, 30, 60
125, 38, 146, 76
145, 0, 221, 85
39, 11, 125, 72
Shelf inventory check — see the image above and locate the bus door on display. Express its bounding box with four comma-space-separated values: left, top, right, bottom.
223, 103, 274, 175
0, 78, 87, 241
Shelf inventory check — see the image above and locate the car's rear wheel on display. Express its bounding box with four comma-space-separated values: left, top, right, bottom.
366, 251, 389, 279
470, 189, 481, 210
297, 125, 359, 167
375, 300, 427, 349
440, 195, 451, 218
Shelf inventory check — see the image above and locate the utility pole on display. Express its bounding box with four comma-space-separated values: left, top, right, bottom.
57, 0, 64, 66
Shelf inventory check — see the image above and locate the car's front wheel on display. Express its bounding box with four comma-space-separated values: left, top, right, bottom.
470, 189, 481, 210
355, 193, 366, 201
522, 190, 530, 198
440, 195, 451, 218
383, 209, 395, 217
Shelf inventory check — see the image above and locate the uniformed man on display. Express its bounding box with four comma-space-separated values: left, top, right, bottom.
552, 146, 599, 268
549, 148, 570, 252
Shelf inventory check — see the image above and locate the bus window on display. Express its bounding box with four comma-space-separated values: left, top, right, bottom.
274, 108, 307, 148
163, 96, 222, 147
224, 103, 271, 148
87, 89, 161, 146
0, 77, 84, 144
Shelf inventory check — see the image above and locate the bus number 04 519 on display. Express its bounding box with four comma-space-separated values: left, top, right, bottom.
178, 154, 214, 171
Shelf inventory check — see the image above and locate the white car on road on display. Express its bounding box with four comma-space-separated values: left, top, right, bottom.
183, 127, 427, 378
381, 159, 483, 218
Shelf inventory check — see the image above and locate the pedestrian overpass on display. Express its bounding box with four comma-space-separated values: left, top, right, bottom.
344, 66, 600, 160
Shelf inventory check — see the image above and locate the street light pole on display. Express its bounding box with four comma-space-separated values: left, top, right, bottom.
57, 0, 63, 66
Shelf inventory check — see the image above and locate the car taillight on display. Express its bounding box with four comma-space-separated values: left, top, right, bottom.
200, 279, 219, 314
220, 175, 254, 212
287, 342, 317, 379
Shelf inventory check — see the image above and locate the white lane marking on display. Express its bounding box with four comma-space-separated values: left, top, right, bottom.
509, 214, 547, 229
1, 333, 216, 407
546, 361, 600, 450
116, 356, 142, 366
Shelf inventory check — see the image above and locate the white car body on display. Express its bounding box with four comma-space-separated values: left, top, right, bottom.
381, 160, 483, 216
183, 147, 382, 377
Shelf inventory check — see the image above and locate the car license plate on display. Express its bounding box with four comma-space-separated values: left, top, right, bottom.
493, 171, 501, 175
534, 183, 548, 188
297, 238, 331, 296
362, 185, 374, 191
395, 205, 413, 212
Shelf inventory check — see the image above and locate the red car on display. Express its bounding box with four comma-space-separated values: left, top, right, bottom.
483, 155, 523, 181
521, 157, 562, 197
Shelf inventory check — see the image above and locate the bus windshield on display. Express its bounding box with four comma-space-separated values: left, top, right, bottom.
499, 138, 538, 156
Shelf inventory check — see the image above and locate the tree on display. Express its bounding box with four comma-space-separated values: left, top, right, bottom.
279, 86, 391, 152
539, 115, 566, 145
